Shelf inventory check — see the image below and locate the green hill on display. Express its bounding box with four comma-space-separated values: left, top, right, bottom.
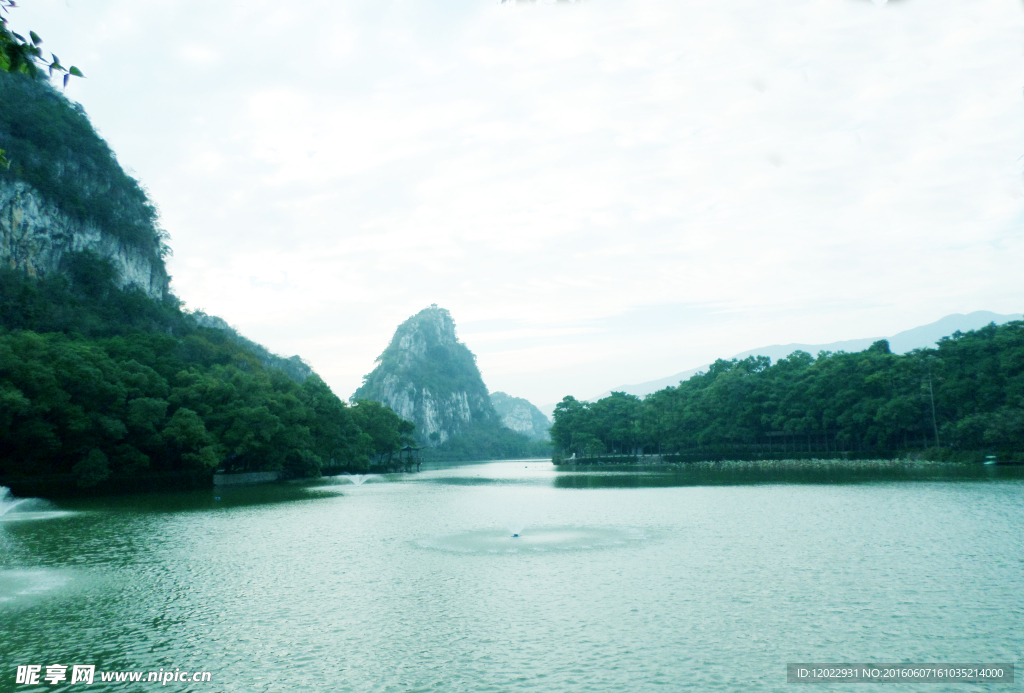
551, 325, 1024, 464
0, 71, 414, 495
0, 70, 167, 274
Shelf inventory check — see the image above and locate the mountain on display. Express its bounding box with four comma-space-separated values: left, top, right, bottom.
0, 69, 415, 494
192, 312, 312, 384
592, 311, 1023, 400
352, 305, 499, 446
0, 71, 168, 298
351, 306, 551, 460
0, 70, 312, 383
490, 392, 551, 441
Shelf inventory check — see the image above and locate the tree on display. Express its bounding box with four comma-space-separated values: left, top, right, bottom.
300, 375, 364, 468
73, 448, 109, 487
0, 1, 82, 82
350, 399, 415, 467
548, 321, 1024, 463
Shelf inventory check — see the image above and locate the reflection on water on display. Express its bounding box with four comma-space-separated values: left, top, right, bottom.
59, 483, 344, 515
422, 476, 510, 486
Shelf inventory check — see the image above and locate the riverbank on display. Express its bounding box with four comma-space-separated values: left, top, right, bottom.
556, 450, 1016, 467
0, 471, 212, 500
0, 463, 416, 500
551, 457, 1024, 488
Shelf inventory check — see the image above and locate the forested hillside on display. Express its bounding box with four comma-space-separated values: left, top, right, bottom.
0, 64, 415, 494
551, 323, 1024, 463
420, 423, 549, 462
0, 69, 166, 260
0, 258, 416, 493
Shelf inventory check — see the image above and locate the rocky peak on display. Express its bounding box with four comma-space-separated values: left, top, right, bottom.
353, 306, 497, 446
388, 305, 458, 366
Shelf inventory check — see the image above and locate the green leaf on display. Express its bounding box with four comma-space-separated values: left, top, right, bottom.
29, 30, 40, 45
69, 66, 83, 77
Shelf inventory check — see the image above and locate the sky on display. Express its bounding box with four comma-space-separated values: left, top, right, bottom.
11, 0, 1024, 407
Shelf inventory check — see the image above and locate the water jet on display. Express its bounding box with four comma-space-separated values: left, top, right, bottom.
346, 474, 379, 486
0, 487, 26, 518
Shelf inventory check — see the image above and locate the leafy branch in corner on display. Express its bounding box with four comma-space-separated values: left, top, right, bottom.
0, 0, 84, 168
0, 1, 83, 83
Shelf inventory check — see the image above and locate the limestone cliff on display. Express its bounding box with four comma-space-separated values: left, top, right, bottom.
490, 392, 551, 441
0, 179, 168, 298
352, 306, 498, 446
0, 70, 169, 299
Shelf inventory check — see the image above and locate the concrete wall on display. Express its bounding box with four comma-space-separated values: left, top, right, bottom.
212, 471, 281, 486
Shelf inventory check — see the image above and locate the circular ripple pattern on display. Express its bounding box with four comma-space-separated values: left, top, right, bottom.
416, 526, 647, 553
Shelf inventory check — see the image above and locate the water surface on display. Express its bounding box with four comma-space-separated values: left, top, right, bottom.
1, 461, 1021, 691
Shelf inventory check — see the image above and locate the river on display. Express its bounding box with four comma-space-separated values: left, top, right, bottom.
1, 461, 1021, 691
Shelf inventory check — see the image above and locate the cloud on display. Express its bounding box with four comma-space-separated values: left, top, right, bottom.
12, 0, 1024, 404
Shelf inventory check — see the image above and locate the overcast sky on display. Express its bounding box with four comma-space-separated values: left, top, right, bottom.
12, 0, 1024, 406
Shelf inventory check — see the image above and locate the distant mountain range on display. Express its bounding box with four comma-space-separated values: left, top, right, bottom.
539, 311, 1021, 415
490, 392, 551, 441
